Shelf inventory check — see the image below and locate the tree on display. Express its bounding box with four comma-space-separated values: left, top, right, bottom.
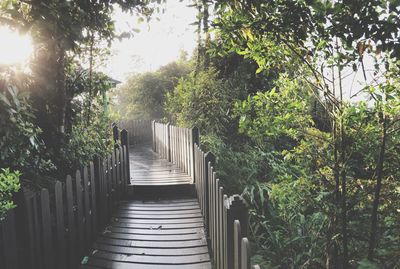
116, 60, 191, 120
0, 0, 161, 165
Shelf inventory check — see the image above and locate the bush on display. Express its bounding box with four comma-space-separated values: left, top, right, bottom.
0, 70, 54, 179
60, 109, 114, 176
166, 68, 247, 138
0, 168, 21, 220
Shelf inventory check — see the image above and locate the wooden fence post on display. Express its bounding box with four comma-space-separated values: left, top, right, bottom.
241, 238, 250, 269
93, 155, 103, 227
40, 189, 54, 269
121, 129, 131, 185
112, 123, 119, 143
166, 123, 171, 161
1, 209, 18, 269
191, 127, 200, 181
152, 120, 156, 151
226, 195, 248, 269
204, 151, 215, 236
12, 189, 29, 268
54, 181, 66, 269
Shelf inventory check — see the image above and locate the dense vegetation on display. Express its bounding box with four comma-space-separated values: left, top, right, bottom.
1, 0, 399, 268
116, 1, 400, 268
0, 1, 162, 217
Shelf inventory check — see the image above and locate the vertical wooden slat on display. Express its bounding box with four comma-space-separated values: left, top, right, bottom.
121, 129, 130, 184
218, 185, 224, 269
115, 148, 120, 201
226, 195, 249, 269
66, 175, 77, 266
223, 193, 228, 269
90, 161, 97, 237
40, 189, 53, 269
234, 220, 241, 269
83, 166, 91, 248
54, 181, 66, 269
241, 238, 250, 269
75, 170, 84, 256
93, 156, 103, 228
25, 195, 36, 267
111, 149, 117, 205
1, 209, 18, 269
105, 155, 113, 216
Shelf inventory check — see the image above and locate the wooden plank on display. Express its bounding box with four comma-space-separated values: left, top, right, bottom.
96, 237, 207, 248
66, 175, 77, 266
115, 148, 120, 201
131, 179, 192, 184
110, 222, 205, 230
112, 212, 203, 219
54, 181, 67, 269
118, 199, 198, 205
117, 205, 200, 211
82, 258, 211, 269
90, 161, 97, 238
83, 166, 91, 248
112, 217, 204, 224
75, 170, 84, 256
111, 150, 117, 206
25, 195, 37, 267
116, 209, 201, 215
1, 209, 18, 269
90, 250, 210, 264
107, 227, 204, 235
131, 174, 191, 179
40, 188, 54, 269
92, 243, 209, 256
100, 230, 205, 241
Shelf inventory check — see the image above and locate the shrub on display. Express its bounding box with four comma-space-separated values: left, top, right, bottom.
0, 168, 21, 220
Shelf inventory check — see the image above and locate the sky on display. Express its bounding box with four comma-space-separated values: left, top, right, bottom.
101, 1, 197, 82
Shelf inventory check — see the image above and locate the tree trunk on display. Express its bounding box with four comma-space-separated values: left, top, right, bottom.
56, 45, 66, 139
195, 0, 203, 75
338, 64, 349, 268
202, 0, 210, 69
368, 112, 387, 260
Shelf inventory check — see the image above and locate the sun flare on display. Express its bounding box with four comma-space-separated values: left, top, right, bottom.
0, 26, 33, 66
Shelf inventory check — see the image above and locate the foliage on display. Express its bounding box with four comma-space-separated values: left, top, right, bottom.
0, 69, 54, 178
60, 99, 114, 176
0, 168, 21, 220
0, 0, 164, 177
166, 68, 247, 137
116, 59, 191, 120
235, 74, 314, 146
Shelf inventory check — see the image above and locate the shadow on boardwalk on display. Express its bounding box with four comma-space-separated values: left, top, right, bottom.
80, 144, 212, 269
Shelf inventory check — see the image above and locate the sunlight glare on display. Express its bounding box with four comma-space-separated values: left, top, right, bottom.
0, 26, 33, 66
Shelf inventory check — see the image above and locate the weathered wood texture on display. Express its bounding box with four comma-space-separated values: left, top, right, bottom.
118, 119, 152, 145
129, 145, 192, 186
150, 121, 260, 269
153, 121, 196, 180
80, 199, 211, 269
194, 142, 256, 269
1, 121, 261, 269
0, 128, 130, 269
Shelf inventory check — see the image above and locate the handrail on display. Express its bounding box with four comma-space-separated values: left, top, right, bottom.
152, 121, 260, 269
152, 121, 198, 181
0, 126, 131, 269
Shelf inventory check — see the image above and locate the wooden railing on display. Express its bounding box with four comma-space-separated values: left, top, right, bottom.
152, 121, 197, 179
0, 127, 131, 269
152, 121, 260, 269
118, 119, 152, 145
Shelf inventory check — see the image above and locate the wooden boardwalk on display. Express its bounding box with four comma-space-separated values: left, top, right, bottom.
129, 145, 192, 186
81, 145, 211, 269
